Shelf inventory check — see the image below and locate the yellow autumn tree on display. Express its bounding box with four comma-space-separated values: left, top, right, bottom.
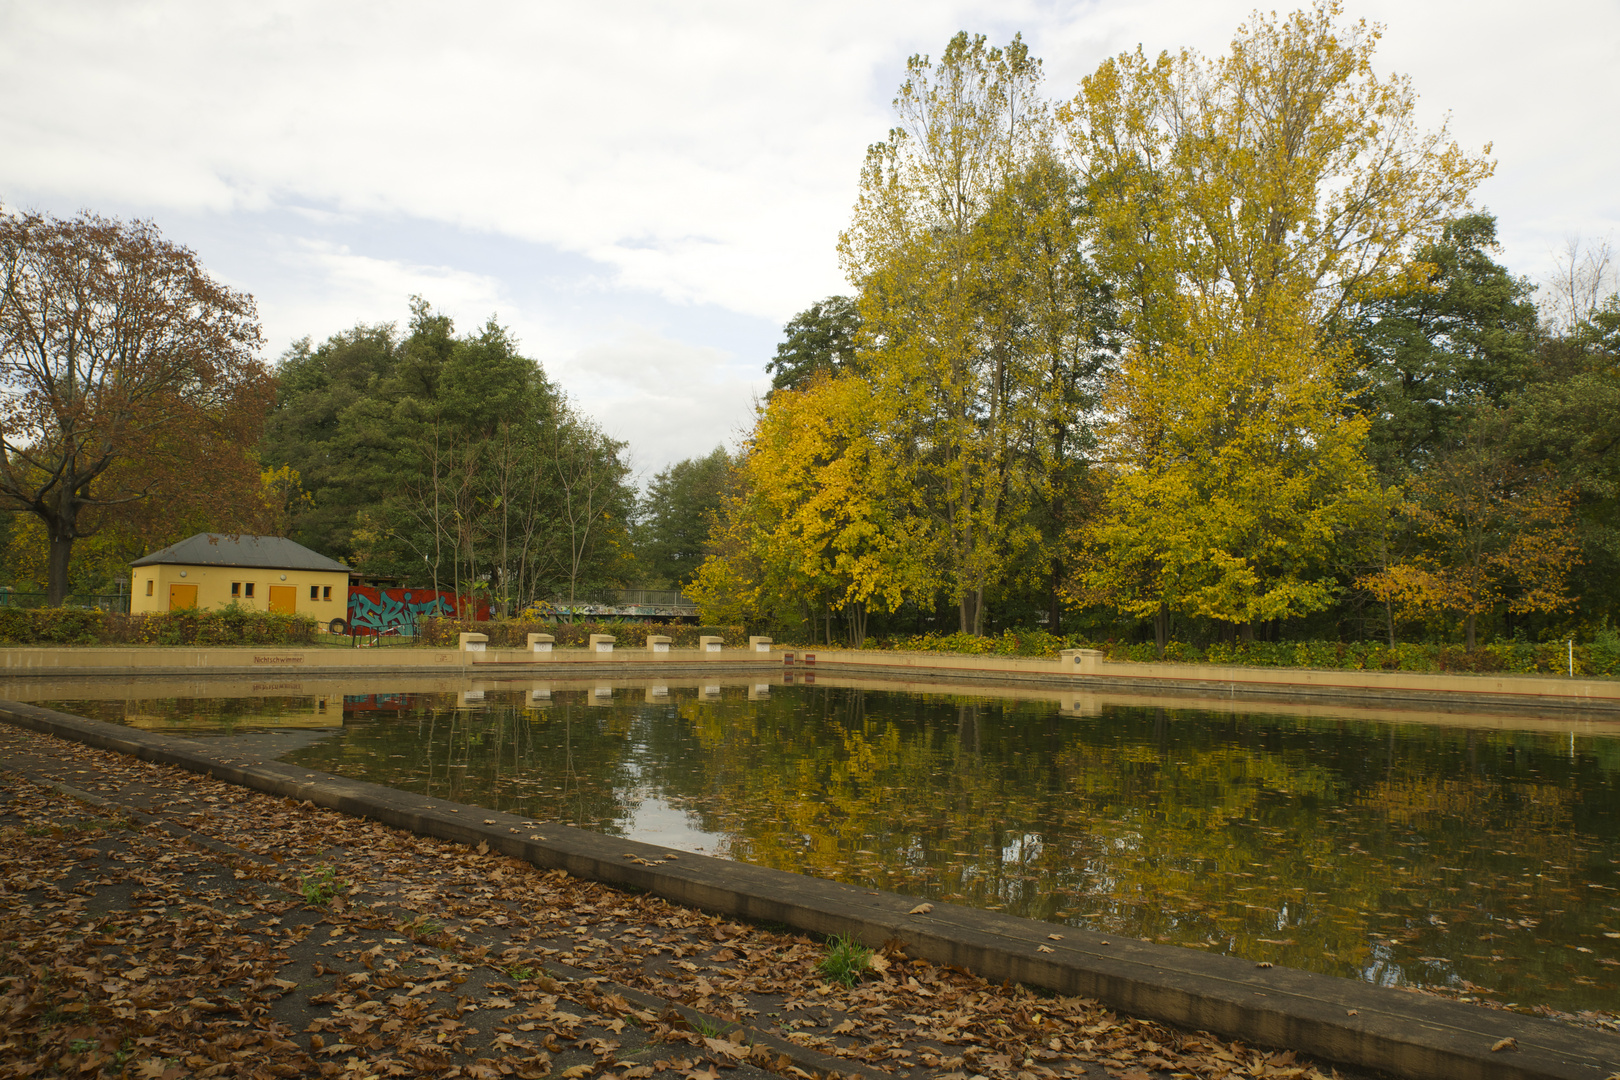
1060, 0, 1493, 650
688, 374, 935, 644
839, 33, 1065, 636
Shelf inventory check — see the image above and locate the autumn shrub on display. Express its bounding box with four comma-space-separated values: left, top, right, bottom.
417, 617, 744, 650
879, 629, 1095, 658
0, 606, 316, 646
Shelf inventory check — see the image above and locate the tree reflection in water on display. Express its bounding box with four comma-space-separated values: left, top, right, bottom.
147, 684, 1620, 1014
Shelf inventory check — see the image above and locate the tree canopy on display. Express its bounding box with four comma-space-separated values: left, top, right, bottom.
0, 209, 273, 604
691, 2, 1617, 652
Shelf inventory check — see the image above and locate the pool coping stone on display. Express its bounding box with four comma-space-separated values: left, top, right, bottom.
1, 697, 1615, 1080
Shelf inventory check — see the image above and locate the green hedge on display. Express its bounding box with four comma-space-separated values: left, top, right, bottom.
871, 628, 1620, 678
418, 618, 745, 650
0, 606, 317, 646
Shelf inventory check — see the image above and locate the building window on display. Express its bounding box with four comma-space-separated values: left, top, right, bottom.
244, 583, 255, 598
231, 582, 241, 597
323, 586, 332, 600
145, 580, 154, 596
309, 585, 319, 600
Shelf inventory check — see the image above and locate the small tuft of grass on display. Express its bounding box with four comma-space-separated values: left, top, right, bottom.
506, 965, 535, 981
689, 1014, 729, 1039
297, 864, 347, 906
400, 915, 445, 942
818, 934, 873, 987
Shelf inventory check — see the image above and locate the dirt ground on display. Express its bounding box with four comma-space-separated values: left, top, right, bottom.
0, 724, 1361, 1080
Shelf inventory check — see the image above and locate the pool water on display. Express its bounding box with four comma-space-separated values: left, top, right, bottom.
36, 682, 1620, 1014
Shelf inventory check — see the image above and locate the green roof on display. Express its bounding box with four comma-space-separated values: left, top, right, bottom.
131, 533, 352, 574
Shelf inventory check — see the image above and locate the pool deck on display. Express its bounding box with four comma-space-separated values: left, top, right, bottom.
2, 696, 1616, 1080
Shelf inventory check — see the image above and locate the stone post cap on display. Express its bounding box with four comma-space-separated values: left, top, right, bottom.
699, 635, 724, 652
589, 634, 615, 652
647, 635, 671, 653
1060, 648, 1102, 671
748, 636, 773, 653
458, 632, 488, 652
526, 633, 555, 645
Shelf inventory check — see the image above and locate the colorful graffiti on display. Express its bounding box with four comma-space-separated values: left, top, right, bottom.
346, 586, 489, 632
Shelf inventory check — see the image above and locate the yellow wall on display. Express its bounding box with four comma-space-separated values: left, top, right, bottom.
130, 564, 350, 621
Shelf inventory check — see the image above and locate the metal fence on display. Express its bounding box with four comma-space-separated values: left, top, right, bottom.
561, 588, 696, 609
0, 590, 131, 613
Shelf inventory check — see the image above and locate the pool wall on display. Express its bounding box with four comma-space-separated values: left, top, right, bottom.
4, 644, 1618, 716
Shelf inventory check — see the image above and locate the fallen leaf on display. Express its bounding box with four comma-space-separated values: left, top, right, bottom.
704, 1036, 748, 1060
909, 903, 933, 915
1047, 934, 1063, 941
1255, 962, 1274, 969
1491, 1038, 1518, 1052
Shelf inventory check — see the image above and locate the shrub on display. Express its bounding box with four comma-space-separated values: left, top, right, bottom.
0, 606, 316, 646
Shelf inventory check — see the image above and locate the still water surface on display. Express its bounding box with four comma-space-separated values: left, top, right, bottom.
37, 682, 1620, 1014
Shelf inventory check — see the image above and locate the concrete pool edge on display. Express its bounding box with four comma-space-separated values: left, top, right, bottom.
1, 699, 1615, 1080
4, 644, 1618, 717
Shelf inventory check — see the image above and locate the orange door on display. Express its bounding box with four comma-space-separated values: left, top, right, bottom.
268, 585, 296, 614
168, 584, 198, 610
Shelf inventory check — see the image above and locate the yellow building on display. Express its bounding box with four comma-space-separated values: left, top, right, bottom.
130, 534, 352, 625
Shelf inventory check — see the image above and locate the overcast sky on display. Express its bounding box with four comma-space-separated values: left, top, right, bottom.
3, 0, 1616, 482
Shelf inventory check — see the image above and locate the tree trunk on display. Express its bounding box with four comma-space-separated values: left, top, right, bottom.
1154, 603, 1169, 659
1384, 598, 1395, 648
1048, 557, 1062, 634
1465, 612, 1477, 651
46, 527, 75, 607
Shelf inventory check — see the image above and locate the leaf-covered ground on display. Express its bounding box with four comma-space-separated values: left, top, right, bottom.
0, 725, 1369, 1080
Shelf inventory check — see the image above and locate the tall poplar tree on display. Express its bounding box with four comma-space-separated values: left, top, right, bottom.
1061, 0, 1493, 648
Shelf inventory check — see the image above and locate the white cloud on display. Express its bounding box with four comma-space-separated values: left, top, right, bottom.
1, 0, 1616, 477
565, 329, 764, 483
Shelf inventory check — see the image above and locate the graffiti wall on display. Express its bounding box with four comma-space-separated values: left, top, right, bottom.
346, 586, 490, 632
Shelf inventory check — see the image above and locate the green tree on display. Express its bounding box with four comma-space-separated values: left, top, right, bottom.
262, 299, 635, 607
636, 447, 732, 589
764, 297, 860, 394
1352, 213, 1540, 484
0, 209, 274, 605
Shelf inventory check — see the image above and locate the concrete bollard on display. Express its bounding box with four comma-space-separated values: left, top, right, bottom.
589, 634, 615, 654
459, 632, 488, 653
699, 635, 724, 653
647, 635, 671, 654
749, 636, 773, 654
527, 633, 554, 653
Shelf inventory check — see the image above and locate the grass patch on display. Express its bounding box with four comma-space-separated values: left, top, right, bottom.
818, 934, 873, 987
297, 865, 347, 906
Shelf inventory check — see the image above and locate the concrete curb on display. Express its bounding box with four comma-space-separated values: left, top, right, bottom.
3, 698, 1615, 1080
